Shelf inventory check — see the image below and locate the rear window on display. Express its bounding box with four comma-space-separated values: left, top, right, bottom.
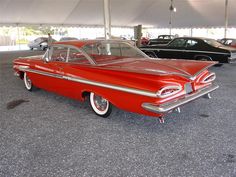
204, 39, 224, 47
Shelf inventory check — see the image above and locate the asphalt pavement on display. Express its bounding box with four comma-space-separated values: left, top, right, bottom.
0, 50, 236, 177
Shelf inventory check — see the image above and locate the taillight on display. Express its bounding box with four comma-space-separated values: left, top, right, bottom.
201, 73, 216, 84
156, 85, 182, 98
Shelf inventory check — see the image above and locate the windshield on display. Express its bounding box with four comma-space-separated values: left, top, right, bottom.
82, 41, 147, 64
204, 39, 224, 47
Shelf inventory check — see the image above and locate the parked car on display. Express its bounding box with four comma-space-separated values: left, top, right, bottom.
141, 37, 236, 63
13, 40, 218, 123
59, 37, 78, 41
218, 38, 236, 48
28, 37, 56, 50
148, 35, 175, 45
141, 37, 150, 46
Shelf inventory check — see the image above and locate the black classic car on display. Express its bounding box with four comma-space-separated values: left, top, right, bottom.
141, 37, 236, 63
148, 35, 175, 45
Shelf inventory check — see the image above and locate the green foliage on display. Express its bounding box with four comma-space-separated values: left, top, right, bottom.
23, 26, 55, 35
16, 39, 28, 44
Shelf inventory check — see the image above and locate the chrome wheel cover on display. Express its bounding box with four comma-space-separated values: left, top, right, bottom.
90, 92, 109, 115
24, 73, 32, 90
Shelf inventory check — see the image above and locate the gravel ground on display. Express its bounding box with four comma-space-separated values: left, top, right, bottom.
0, 50, 236, 177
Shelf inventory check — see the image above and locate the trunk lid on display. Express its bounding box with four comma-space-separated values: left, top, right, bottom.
100, 58, 216, 80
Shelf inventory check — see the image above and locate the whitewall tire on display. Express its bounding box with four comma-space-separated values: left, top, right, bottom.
89, 92, 112, 118
24, 72, 33, 91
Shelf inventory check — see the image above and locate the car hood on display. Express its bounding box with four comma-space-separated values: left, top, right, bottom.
100, 58, 216, 80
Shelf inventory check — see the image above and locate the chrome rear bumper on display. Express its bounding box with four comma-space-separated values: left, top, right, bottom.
142, 84, 219, 114
228, 57, 236, 63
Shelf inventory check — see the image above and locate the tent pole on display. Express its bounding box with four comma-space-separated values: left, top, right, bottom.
224, 0, 229, 38
17, 24, 21, 50
169, 11, 172, 35
103, 0, 111, 39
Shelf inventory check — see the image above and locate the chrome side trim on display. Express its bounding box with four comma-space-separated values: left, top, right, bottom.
19, 67, 63, 79
141, 48, 229, 55
142, 84, 219, 113
63, 76, 157, 97
19, 65, 30, 69
18, 67, 158, 98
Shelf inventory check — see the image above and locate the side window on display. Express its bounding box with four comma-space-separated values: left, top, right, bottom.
225, 40, 233, 45
169, 39, 186, 48
164, 36, 170, 39
51, 46, 68, 62
120, 43, 143, 58
68, 48, 89, 64
186, 40, 198, 48
83, 44, 99, 55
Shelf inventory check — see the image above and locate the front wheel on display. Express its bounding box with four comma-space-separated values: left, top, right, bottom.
24, 72, 34, 91
89, 92, 112, 118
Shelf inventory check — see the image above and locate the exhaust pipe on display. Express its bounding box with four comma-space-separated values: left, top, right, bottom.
204, 93, 212, 99
175, 107, 181, 113
159, 116, 165, 123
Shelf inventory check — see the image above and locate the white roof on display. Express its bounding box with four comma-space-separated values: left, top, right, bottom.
0, 0, 235, 28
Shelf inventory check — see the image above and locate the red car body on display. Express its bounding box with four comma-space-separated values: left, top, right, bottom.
13, 40, 218, 121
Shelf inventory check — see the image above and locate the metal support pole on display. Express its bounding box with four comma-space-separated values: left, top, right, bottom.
17, 24, 21, 50
224, 0, 229, 38
169, 10, 172, 35
190, 28, 193, 37
103, 0, 111, 39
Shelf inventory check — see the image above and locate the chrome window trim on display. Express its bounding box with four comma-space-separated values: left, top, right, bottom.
44, 44, 97, 65
82, 40, 150, 59
66, 47, 70, 62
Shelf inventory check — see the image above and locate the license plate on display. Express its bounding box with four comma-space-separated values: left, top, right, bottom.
185, 83, 193, 94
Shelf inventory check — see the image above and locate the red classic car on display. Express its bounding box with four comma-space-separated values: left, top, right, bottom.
13, 40, 218, 123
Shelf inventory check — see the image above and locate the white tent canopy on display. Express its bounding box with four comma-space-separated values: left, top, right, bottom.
0, 0, 235, 28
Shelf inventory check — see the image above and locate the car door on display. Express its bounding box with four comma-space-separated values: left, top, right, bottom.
29, 46, 69, 94
184, 39, 199, 60
158, 38, 187, 59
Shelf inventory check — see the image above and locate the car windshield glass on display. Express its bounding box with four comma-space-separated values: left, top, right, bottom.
82, 41, 146, 64
204, 39, 224, 47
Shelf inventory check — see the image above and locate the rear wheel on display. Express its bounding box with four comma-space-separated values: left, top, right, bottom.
23, 72, 34, 91
197, 56, 212, 61
89, 92, 112, 118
